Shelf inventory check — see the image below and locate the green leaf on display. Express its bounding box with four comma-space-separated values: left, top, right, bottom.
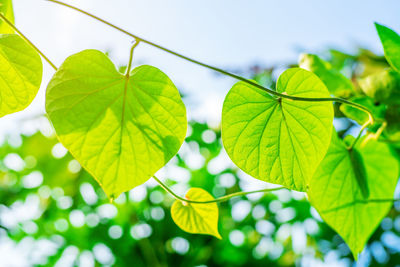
308, 131, 399, 258
375, 23, 400, 73
0, 0, 15, 34
384, 105, 400, 141
339, 96, 385, 125
46, 49, 187, 199
171, 188, 221, 239
358, 68, 400, 104
222, 68, 334, 191
0, 34, 42, 117
299, 53, 354, 98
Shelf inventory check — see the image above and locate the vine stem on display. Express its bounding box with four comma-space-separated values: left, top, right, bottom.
360, 121, 387, 147
348, 119, 372, 150
125, 40, 140, 77
45, 0, 374, 123
0, 13, 57, 71
153, 175, 286, 204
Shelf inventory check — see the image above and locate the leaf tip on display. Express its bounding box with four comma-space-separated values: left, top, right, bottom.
214, 231, 222, 240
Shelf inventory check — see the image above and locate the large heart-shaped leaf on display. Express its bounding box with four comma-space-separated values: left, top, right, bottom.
299, 53, 354, 98
0, 34, 42, 117
307, 131, 399, 258
46, 49, 187, 199
222, 68, 334, 191
375, 23, 400, 73
0, 0, 14, 34
171, 188, 221, 239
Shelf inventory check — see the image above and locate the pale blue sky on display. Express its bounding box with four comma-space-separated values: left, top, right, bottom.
2, 0, 400, 133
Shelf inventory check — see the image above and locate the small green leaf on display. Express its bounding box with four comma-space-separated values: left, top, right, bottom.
0, 0, 15, 34
375, 23, 400, 73
46, 49, 187, 199
299, 53, 354, 98
308, 131, 399, 259
171, 188, 221, 239
222, 68, 334, 191
358, 68, 400, 104
339, 96, 385, 125
0, 34, 42, 117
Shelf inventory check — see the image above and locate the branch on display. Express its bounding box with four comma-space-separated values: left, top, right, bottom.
153, 175, 286, 204
45, 0, 375, 123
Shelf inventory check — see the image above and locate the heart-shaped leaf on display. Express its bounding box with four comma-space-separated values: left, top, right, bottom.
222, 68, 334, 191
0, 0, 14, 34
299, 53, 354, 98
307, 131, 399, 259
0, 34, 42, 117
46, 49, 187, 199
171, 188, 221, 239
375, 23, 400, 73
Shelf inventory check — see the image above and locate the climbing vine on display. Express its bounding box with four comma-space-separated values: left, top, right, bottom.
1, 0, 400, 260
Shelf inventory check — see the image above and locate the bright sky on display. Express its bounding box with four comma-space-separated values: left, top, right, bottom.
2, 0, 400, 134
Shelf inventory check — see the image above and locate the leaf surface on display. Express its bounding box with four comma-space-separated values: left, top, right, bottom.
222, 68, 334, 191
0, 0, 14, 34
171, 188, 221, 239
308, 132, 399, 258
0, 34, 42, 117
358, 68, 400, 104
46, 49, 187, 199
375, 23, 400, 72
384, 105, 400, 141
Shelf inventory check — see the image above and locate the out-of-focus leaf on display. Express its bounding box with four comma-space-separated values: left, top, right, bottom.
384, 105, 400, 141
340, 96, 386, 125
299, 53, 354, 98
358, 68, 400, 104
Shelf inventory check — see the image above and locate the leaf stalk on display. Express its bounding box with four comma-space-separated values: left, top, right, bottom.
153, 175, 285, 204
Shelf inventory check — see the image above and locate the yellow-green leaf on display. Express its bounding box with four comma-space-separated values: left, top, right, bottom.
171, 188, 221, 239
222, 68, 334, 191
358, 68, 400, 103
299, 53, 354, 98
0, 0, 14, 34
46, 49, 187, 199
0, 34, 42, 117
375, 23, 400, 73
308, 131, 399, 259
